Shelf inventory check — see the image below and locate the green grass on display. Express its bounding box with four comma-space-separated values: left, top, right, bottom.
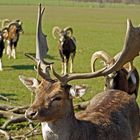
0, 0, 140, 8
0, 2, 140, 139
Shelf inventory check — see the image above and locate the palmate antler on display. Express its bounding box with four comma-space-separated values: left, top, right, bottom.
36, 3, 49, 60
25, 4, 53, 80
51, 19, 140, 84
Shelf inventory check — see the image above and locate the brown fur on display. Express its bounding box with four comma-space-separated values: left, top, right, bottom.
24, 79, 140, 140
105, 68, 139, 97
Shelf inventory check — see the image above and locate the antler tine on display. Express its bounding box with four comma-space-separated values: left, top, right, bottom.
25, 53, 53, 65
25, 53, 54, 78
40, 3, 45, 16
52, 66, 107, 84
25, 53, 38, 63
37, 61, 52, 81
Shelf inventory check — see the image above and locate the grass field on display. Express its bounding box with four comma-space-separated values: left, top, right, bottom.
0, 1, 140, 139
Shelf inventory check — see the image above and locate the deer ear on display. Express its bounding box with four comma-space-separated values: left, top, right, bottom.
19, 75, 39, 93
69, 85, 87, 98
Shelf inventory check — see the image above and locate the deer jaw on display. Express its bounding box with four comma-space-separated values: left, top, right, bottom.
26, 82, 71, 122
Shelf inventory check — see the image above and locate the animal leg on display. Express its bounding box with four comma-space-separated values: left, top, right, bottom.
6, 40, 12, 59
61, 62, 64, 75
11, 47, 16, 59
64, 61, 67, 75
70, 59, 73, 73
59, 50, 65, 75
0, 58, 2, 71
70, 53, 75, 73
3, 48, 6, 54
66, 59, 69, 74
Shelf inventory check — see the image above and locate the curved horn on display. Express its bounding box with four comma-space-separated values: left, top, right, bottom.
7, 22, 19, 30
52, 26, 61, 39
91, 51, 114, 72
2, 27, 8, 39
64, 26, 73, 37
1, 19, 11, 28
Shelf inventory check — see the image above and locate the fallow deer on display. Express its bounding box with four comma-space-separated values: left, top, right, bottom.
19, 19, 140, 140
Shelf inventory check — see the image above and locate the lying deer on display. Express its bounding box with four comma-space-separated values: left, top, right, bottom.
91, 50, 139, 98
19, 19, 140, 140
52, 26, 76, 75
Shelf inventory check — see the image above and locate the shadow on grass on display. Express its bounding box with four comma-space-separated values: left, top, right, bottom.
25, 53, 60, 61
11, 65, 34, 70
46, 54, 60, 61
0, 93, 17, 101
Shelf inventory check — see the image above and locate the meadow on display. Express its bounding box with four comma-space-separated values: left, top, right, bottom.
0, 0, 140, 139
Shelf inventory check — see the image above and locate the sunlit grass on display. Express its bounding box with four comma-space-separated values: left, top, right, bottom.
0, 2, 140, 139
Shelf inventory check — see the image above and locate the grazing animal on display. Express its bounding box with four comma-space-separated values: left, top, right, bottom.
91, 51, 139, 98
52, 26, 76, 75
3, 19, 23, 59
0, 30, 5, 71
19, 19, 140, 140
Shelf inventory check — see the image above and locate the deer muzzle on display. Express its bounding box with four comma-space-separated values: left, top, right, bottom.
25, 108, 38, 120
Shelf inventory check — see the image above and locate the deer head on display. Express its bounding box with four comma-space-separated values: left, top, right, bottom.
19, 62, 86, 122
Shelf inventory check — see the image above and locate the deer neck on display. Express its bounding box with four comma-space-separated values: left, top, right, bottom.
47, 100, 79, 140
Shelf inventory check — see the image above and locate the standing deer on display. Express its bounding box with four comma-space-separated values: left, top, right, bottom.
91, 51, 139, 97
19, 19, 140, 140
52, 26, 76, 75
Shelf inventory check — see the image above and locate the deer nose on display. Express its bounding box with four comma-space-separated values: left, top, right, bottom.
25, 108, 38, 120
